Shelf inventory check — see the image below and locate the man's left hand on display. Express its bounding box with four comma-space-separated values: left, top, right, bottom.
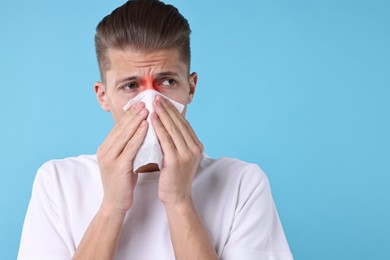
151, 95, 204, 205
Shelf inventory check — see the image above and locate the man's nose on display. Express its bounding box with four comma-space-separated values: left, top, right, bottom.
144, 84, 155, 90
143, 78, 157, 91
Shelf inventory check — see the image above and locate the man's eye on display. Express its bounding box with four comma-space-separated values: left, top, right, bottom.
161, 79, 177, 86
122, 82, 139, 90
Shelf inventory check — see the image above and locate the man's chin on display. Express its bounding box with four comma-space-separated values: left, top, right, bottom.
135, 163, 160, 173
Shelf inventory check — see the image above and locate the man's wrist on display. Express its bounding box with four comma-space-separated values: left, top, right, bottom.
99, 202, 128, 221
162, 195, 195, 214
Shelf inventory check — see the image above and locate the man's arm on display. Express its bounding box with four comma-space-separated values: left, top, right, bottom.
73, 102, 148, 260
152, 95, 219, 260
164, 199, 218, 260
72, 206, 127, 260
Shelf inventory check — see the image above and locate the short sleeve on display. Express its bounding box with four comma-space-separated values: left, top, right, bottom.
18, 163, 75, 260
221, 164, 293, 260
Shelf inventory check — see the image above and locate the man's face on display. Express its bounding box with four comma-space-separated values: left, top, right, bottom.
95, 48, 197, 123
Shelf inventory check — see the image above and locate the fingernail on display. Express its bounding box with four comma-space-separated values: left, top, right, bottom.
132, 102, 142, 110
138, 108, 147, 116
157, 95, 166, 103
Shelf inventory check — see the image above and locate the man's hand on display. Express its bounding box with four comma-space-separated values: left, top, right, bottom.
151, 96, 218, 260
97, 101, 149, 213
152, 95, 203, 205
74, 102, 149, 260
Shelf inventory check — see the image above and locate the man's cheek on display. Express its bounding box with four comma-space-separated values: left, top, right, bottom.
163, 92, 188, 106
111, 108, 127, 124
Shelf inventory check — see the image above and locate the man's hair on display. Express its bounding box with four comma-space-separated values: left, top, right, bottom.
95, 0, 191, 82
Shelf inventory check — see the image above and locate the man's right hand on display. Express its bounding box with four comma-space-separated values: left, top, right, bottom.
96, 101, 149, 214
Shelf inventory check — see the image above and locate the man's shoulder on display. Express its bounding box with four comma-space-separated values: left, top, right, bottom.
36, 154, 99, 183
40, 154, 97, 170
199, 154, 267, 182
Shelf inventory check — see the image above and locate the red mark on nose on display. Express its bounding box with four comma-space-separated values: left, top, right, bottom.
142, 76, 158, 91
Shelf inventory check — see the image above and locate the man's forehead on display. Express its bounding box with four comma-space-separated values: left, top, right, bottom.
107, 48, 184, 66
105, 48, 188, 84
106, 48, 187, 75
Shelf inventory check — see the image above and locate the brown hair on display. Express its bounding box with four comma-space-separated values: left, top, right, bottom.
95, 0, 191, 82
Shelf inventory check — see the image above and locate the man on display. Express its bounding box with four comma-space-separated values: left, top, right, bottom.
18, 1, 293, 259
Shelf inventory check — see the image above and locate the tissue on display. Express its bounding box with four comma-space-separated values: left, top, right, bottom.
123, 89, 185, 172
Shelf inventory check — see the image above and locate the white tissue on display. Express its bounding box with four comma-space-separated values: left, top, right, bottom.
123, 89, 185, 172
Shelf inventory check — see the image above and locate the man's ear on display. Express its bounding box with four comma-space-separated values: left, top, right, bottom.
188, 72, 198, 104
94, 81, 110, 112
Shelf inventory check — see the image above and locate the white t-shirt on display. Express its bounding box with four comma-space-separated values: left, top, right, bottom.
18, 154, 293, 260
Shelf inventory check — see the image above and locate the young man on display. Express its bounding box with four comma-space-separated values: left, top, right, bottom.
18, 1, 293, 259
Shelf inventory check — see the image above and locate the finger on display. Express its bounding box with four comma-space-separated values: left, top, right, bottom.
110, 108, 149, 158
153, 97, 188, 152
155, 96, 202, 152
100, 102, 144, 152
101, 103, 148, 158
119, 120, 149, 166
180, 116, 204, 152
151, 113, 178, 159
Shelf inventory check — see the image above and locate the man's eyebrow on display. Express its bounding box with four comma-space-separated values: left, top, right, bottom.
155, 71, 180, 78
115, 71, 180, 86
115, 76, 138, 86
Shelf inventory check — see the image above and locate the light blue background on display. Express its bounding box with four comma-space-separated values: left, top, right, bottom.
1, 0, 389, 259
